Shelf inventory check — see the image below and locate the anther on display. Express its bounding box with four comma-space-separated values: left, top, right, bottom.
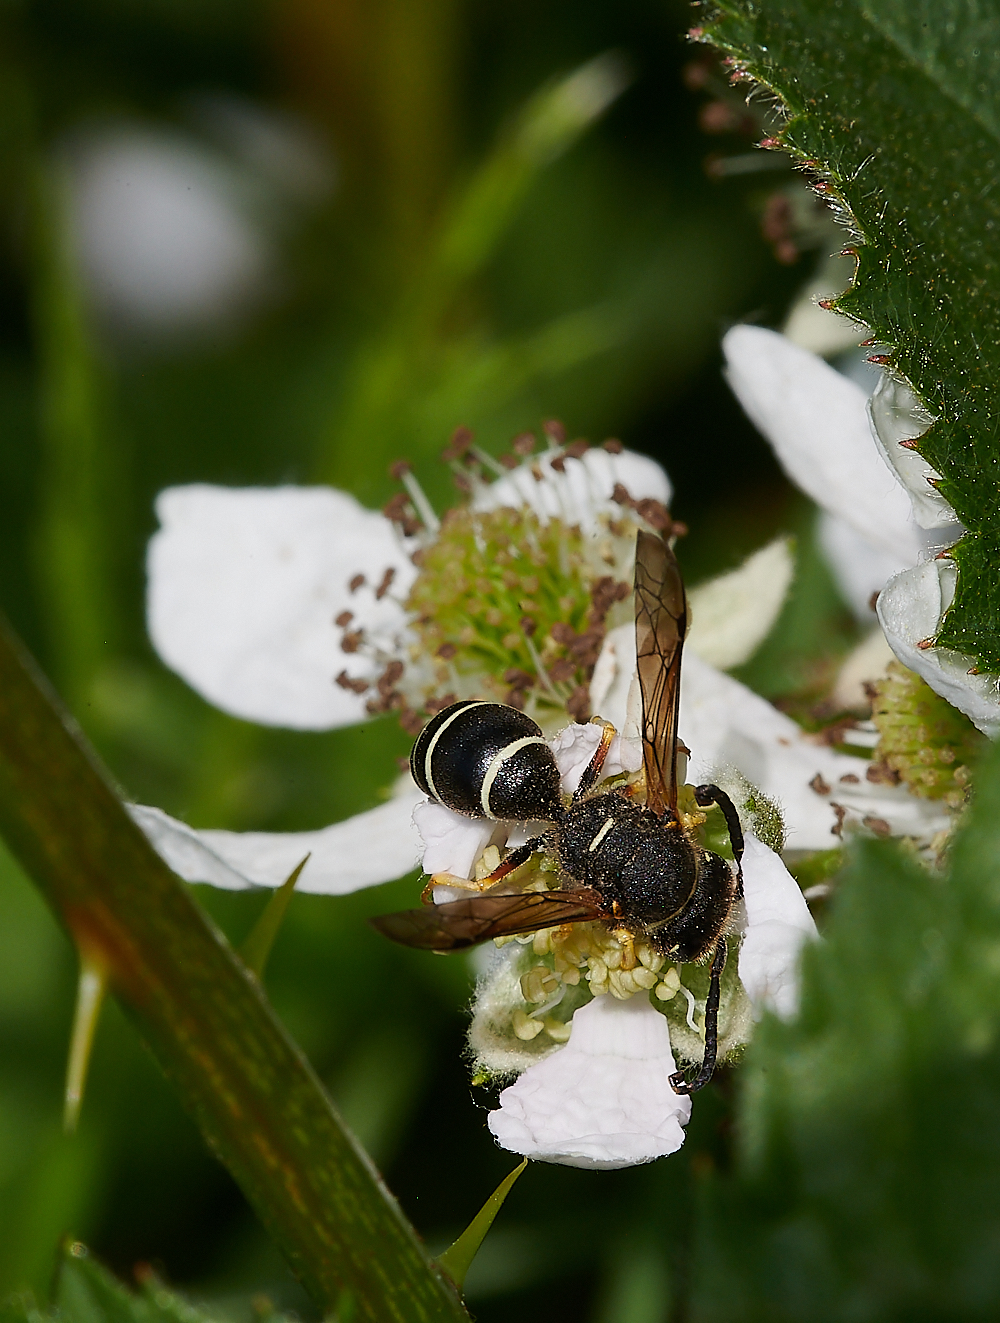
375, 567, 396, 599
335, 610, 353, 627
335, 670, 369, 694
602, 438, 623, 453
441, 426, 474, 462
543, 419, 567, 446
512, 431, 535, 456
349, 574, 365, 592
566, 684, 590, 722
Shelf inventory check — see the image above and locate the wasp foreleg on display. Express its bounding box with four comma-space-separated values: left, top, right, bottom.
572, 722, 617, 802
669, 937, 726, 1095
479, 835, 548, 887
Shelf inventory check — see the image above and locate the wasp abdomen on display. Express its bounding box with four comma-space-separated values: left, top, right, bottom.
410, 699, 563, 821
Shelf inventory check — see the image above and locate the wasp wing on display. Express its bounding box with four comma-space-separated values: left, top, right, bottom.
634, 529, 687, 818
369, 888, 606, 952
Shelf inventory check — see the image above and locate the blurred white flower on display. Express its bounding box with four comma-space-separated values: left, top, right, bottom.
722, 326, 1000, 737
68, 126, 273, 333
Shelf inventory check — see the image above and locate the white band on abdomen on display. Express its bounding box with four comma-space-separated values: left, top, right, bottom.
423, 701, 488, 804
479, 736, 548, 819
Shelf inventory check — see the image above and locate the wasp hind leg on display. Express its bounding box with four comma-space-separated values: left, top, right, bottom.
694, 784, 744, 896
669, 937, 726, 1096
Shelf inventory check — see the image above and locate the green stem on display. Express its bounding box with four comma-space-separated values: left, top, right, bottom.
0, 617, 467, 1323
31, 162, 120, 707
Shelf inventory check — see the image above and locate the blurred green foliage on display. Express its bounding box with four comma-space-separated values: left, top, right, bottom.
0, 0, 866, 1319
695, 737, 1000, 1322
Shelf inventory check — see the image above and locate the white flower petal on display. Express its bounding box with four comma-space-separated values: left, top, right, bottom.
877, 561, 1000, 737
738, 833, 816, 1020
816, 511, 912, 620
686, 537, 794, 669
868, 373, 961, 531
148, 485, 415, 729
547, 722, 640, 794
589, 622, 635, 730
590, 626, 948, 844
130, 785, 425, 893
413, 799, 497, 880
723, 325, 921, 563
70, 127, 272, 332
680, 651, 948, 846
487, 994, 691, 1169
473, 448, 670, 528
549, 723, 604, 793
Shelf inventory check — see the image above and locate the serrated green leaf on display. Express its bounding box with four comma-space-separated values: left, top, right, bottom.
691, 737, 1000, 1319
700, 0, 1000, 671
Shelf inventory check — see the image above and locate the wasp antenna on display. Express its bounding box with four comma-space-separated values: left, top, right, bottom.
694, 783, 744, 893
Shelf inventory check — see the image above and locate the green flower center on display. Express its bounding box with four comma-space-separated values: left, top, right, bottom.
870, 661, 984, 807
404, 505, 633, 726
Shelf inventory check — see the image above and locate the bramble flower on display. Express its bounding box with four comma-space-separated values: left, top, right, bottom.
723, 325, 1000, 739
133, 410, 968, 1169
139, 432, 683, 890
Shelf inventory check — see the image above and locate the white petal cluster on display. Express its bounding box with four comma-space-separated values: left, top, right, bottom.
138, 398, 963, 1173
723, 325, 999, 735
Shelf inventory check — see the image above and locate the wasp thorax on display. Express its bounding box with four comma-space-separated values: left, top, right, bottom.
410, 700, 564, 821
